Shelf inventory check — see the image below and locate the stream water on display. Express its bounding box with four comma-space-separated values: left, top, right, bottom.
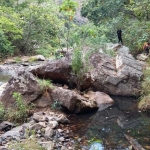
67, 96, 150, 150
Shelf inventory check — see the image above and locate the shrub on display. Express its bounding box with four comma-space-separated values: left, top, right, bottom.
5, 92, 33, 122
37, 79, 54, 92
71, 47, 90, 90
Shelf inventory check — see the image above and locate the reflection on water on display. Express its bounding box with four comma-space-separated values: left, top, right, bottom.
68, 96, 150, 150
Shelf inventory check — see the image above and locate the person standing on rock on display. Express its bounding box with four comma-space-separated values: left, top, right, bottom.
117, 29, 123, 45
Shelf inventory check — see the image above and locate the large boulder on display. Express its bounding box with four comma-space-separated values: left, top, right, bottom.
0, 71, 52, 108
51, 87, 97, 113
82, 46, 143, 96
30, 58, 72, 84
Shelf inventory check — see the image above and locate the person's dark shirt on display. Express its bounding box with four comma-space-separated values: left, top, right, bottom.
117, 30, 122, 37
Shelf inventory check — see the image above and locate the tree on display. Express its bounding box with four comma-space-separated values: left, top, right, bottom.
0, 6, 23, 57
0, 30, 13, 59
81, 0, 129, 25
15, 0, 60, 54
59, 0, 78, 51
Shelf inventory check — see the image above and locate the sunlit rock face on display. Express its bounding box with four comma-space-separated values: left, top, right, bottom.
81, 45, 143, 96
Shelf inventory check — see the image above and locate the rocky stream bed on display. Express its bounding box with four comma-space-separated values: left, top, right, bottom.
0, 44, 150, 150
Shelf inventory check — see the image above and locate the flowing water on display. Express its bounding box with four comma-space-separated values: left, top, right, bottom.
67, 96, 150, 150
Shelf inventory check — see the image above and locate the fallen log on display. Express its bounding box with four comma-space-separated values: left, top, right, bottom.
124, 134, 145, 150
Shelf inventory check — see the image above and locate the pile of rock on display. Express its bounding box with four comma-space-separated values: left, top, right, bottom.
0, 111, 76, 150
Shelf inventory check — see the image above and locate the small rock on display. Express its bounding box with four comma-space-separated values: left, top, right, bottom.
30, 55, 45, 61
44, 127, 54, 138
48, 121, 58, 129
56, 114, 70, 124
29, 123, 43, 130
39, 122, 46, 128
66, 130, 69, 134
78, 138, 82, 142
58, 129, 63, 133
32, 113, 46, 122
59, 137, 65, 142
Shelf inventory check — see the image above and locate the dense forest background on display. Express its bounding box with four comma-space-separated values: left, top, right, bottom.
1, 0, 150, 60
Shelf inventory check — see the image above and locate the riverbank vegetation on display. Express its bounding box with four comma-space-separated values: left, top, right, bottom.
1, 0, 150, 56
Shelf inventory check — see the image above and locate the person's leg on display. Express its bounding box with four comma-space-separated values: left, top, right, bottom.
145, 47, 149, 55
120, 37, 123, 45
118, 36, 121, 43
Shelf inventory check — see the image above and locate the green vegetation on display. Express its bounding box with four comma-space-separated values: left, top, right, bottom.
0, 0, 113, 60
2, 92, 33, 122
0, 102, 5, 120
139, 58, 150, 110
81, 0, 150, 53
71, 47, 90, 90
88, 137, 102, 145
37, 79, 54, 92
8, 137, 46, 150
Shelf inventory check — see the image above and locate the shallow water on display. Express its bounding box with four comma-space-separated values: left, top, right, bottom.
67, 96, 150, 150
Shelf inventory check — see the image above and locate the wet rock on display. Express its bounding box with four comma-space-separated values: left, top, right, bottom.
0, 121, 15, 132
51, 87, 97, 113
